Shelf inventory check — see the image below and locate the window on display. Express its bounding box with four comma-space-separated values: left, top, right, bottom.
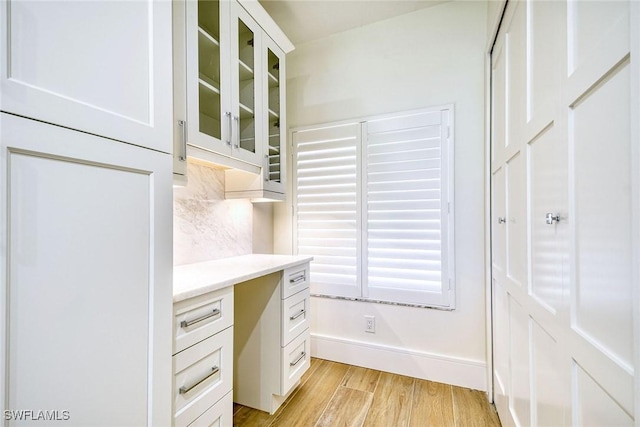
292, 107, 454, 309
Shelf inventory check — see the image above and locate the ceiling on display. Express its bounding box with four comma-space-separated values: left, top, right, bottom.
258, 0, 451, 45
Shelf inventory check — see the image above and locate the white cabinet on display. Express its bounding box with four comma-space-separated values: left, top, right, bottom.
173, 286, 235, 427
173, 0, 292, 201
0, 112, 173, 426
234, 262, 311, 414
0, 0, 173, 153
224, 34, 287, 201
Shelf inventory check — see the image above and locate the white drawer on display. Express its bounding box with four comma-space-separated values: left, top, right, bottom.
187, 390, 233, 427
174, 286, 234, 354
282, 288, 310, 346
280, 328, 310, 396
174, 326, 233, 427
282, 263, 310, 299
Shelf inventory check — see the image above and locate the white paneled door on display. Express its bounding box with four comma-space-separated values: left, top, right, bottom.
491, 1, 636, 426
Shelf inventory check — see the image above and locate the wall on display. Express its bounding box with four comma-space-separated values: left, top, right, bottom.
173, 161, 273, 266
275, 1, 488, 390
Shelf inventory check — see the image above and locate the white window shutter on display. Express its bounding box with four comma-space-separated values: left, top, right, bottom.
292, 106, 454, 309
293, 123, 361, 298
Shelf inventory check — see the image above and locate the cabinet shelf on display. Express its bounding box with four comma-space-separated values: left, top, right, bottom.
199, 73, 221, 94
268, 72, 278, 85
198, 26, 220, 46
268, 108, 279, 119
239, 103, 254, 118
239, 60, 254, 81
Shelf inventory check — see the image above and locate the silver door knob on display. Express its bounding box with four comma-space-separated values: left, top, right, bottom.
545, 213, 560, 225
497, 217, 506, 224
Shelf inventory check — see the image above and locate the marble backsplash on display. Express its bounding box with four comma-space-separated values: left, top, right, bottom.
173, 162, 253, 266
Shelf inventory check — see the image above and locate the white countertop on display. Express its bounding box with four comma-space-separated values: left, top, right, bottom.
173, 254, 313, 302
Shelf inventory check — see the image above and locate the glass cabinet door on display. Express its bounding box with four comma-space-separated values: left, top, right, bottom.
197, 0, 222, 141
264, 37, 285, 191
231, 3, 262, 165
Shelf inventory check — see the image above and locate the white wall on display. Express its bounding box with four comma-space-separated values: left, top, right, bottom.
275, 1, 488, 390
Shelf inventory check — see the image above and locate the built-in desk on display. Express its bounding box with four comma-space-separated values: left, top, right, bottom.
172, 254, 313, 426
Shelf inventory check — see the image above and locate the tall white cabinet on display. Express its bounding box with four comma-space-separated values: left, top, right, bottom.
0, 2, 173, 426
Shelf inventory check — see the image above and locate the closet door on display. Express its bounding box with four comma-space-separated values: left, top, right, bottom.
0, 113, 172, 426
0, 1, 172, 153
491, 1, 635, 426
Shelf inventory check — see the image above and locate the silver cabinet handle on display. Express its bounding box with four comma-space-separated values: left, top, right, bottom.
497, 217, 506, 224
290, 309, 305, 321
178, 120, 187, 161
264, 154, 269, 182
290, 275, 305, 284
225, 112, 232, 146
545, 213, 561, 225
180, 308, 221, 329
178, 366, 220, 395
290, 352, 306, 367
233, 115, 239, 149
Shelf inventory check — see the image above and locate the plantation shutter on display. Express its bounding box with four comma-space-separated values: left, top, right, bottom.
293, 123, 361, 297
292, 106, 454, 309
363, 111, 452, 307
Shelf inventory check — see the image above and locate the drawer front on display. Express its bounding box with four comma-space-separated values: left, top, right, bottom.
282, 263, 310, 299
174, 286, 234, 354
174, 326, 233, 427
282, 288, 311, 346
280, 328, 310, 396
188, 390, 233, 427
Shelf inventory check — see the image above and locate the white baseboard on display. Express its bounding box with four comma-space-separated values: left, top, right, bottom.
311, 333, 487, 391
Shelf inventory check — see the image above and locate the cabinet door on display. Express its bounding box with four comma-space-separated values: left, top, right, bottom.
262, 36, 286, 195
0, 1, 172, 154
0, 113, 172, 426
230, 1, 263, 166
185, 0, 233, 157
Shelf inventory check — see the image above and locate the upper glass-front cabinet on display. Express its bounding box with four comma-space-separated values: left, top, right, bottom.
181, 0, 262, 167
263, 36, 286, 194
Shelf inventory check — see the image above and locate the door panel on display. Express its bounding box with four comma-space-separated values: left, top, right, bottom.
528, 123, 566, 313
571, 61, 632, 368
508, 297, 530, 427
506, 152, 526, 287
532, 322, 567, 427
0, 1, 172, 153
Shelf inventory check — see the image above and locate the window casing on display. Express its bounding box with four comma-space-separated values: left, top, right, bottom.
292, 106, 454, 309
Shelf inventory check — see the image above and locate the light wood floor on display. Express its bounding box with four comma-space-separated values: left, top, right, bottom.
233, 358, 502, 427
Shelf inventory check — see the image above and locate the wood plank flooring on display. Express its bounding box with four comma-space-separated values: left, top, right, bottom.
233, 358, 502, 427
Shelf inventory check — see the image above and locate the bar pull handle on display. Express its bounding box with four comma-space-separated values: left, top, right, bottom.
233, 115, 239, 149
290, 309, 305, 321
290, 352, 306, 367
225, 112, 232, 146
178, 120, 187, 161
264, 154, 270, 182
180, 308, 221, 329
290, 274, 305, 284
178, 366, 220, 395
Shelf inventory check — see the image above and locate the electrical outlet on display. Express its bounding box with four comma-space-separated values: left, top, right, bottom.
364, 315, 375, 333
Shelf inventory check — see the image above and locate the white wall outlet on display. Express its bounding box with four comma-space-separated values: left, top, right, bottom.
364, 315, 375, 333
